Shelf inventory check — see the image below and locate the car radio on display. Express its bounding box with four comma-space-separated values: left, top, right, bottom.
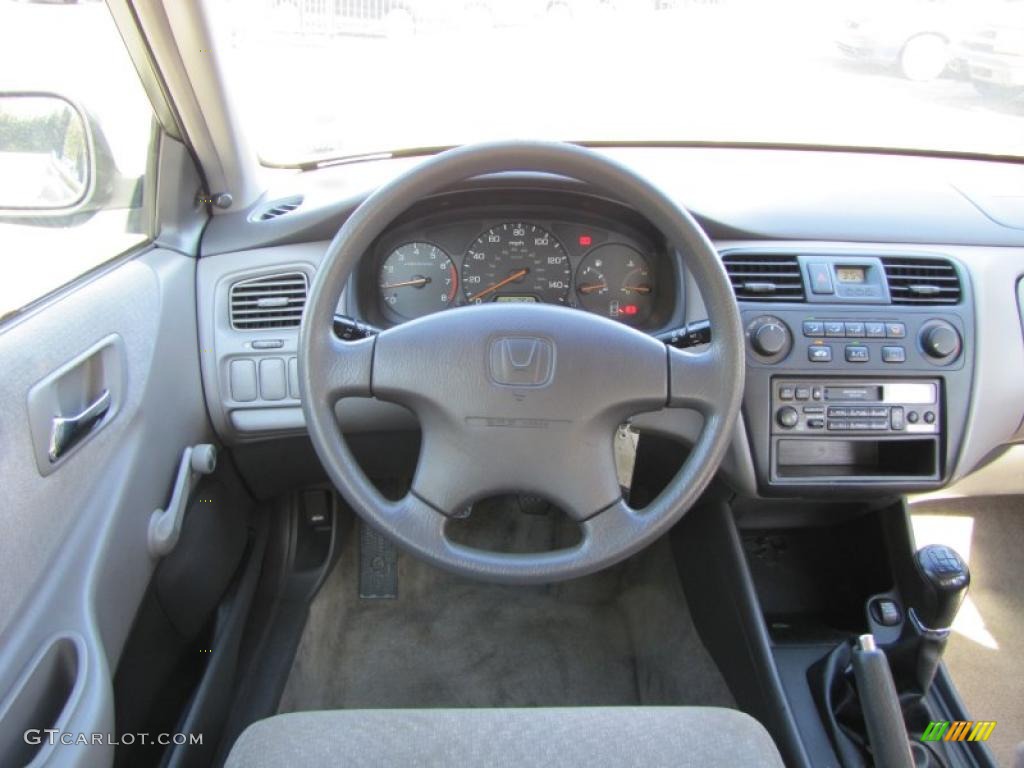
771, 379, 941, 436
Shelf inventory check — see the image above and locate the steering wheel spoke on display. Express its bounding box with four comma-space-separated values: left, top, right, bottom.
306, 333, 375, 406
667, 342, 725, 415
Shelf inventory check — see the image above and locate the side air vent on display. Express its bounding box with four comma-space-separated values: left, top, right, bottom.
882, 256, 961, 305
722, 253, 805, 302
230, 272, 308, 330
255, 195, 304, 222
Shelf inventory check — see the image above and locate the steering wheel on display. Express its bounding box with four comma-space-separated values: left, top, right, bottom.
298, 141, 744, 584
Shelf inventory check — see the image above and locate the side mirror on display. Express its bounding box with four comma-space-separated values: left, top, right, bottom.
0, 91, 129, 220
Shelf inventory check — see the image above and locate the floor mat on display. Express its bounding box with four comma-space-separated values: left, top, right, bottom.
278, 503, 734, 712
911, 496, 1024, 766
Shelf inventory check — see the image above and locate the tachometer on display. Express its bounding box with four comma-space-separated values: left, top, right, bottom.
462, 223, 571, 304
576, 243, 653, 325
379, 242, 457, 320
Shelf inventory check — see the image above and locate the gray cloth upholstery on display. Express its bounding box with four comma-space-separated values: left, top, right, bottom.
225, 707, 784, 768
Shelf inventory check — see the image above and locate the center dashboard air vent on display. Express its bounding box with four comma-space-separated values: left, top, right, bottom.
230, 272, 308, 330
722, 253, 805, 302
881, 256, 961, 305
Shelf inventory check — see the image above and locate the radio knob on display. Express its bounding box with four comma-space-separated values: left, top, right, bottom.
920, 320, 961, 361
750, 317, 791, 357
776, 406, 799, 429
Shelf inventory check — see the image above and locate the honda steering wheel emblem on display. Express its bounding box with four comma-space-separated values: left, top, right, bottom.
488, 336, 555, 387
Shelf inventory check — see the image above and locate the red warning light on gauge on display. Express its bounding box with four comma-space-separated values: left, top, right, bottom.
578, 235, 592, 247
619, 304, 639, 316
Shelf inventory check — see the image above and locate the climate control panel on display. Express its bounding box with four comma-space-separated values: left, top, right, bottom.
742, 310, 965, 371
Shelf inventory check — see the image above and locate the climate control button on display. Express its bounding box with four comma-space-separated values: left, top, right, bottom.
808, 345, 832, 363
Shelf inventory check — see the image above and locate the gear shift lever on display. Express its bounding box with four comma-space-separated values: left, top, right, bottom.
908, 544, 970, 630
811, 545, 972, 767
902, 544, 970, 695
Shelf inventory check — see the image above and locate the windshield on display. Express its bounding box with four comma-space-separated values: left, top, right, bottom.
208, 0, 1024, 165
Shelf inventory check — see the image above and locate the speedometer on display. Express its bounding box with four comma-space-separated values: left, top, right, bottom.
462, 223, 571, 305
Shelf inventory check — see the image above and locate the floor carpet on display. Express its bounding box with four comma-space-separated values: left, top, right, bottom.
278, 501, 734, 712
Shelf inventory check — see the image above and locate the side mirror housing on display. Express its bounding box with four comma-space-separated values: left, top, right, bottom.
0, 91, 131, 221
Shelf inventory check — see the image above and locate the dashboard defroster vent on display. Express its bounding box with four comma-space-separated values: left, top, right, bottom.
722, 253, 805, 302
882, 257, 961, 305
230, 272, 308, 330
255, 196, 304, 222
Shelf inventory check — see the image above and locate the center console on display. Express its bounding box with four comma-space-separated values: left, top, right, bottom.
724, 249, 974, 495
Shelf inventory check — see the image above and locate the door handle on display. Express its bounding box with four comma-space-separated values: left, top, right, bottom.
48, 389, 111, 462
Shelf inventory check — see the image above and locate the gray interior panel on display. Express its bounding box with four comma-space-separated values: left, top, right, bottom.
0, 248, 211, 767
197, 242, 326, 443
198, 226, 1024, 497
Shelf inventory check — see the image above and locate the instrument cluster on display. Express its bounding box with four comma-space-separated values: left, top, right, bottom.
366, 212, 671, 329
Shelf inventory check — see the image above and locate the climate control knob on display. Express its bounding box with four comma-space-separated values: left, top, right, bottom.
920, 320, 961, 361
747, 316, 792, 361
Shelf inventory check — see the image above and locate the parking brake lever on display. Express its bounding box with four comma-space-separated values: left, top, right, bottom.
851, 634, 915, 768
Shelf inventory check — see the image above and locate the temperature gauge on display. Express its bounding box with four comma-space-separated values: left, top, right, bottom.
575, 244, 653, 325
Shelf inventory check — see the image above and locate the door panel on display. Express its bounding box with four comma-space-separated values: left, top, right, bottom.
0, 247, 211, 766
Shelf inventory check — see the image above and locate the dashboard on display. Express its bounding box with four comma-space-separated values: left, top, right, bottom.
195, 147, 1024, 501
351, 195, 678, 331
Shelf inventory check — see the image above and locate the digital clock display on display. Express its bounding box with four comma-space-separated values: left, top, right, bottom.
836, 266, 866, 283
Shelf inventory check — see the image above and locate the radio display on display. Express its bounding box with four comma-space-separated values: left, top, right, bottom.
836, 266, 866, 283
825, 386, 882, 401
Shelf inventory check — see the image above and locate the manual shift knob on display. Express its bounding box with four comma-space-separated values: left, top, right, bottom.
911, 544, 970, 630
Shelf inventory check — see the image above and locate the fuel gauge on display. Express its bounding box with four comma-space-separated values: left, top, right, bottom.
575, 244, 653, 325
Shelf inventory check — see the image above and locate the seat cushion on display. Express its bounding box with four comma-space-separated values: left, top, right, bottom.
225, 707, 785, 767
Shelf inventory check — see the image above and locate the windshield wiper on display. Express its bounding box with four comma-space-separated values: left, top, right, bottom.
269, 145, 458, 172
272, 139, 1024, 173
